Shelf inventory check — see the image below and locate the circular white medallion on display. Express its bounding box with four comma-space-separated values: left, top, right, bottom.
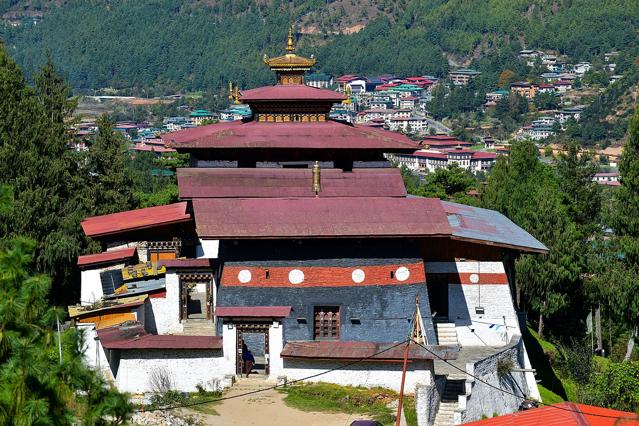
288, 269, 304, 284
395, 266, 410, 282
352, 269, 365, 283
469, 273, 480, 284
237, 269, 252, 284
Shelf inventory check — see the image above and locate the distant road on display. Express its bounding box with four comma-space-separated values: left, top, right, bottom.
413, 112, 452, 134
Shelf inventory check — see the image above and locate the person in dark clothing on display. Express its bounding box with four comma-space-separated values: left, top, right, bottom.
242, 343, 255, 377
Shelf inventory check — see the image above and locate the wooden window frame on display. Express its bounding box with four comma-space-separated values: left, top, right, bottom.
314, 306, 340, 340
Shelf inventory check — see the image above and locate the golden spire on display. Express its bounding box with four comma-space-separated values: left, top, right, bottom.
233, 84, 240, 104
228, 81, 233, 102
287, 26, 295, 52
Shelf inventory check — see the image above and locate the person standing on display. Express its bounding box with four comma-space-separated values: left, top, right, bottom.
242, 343, 255, 377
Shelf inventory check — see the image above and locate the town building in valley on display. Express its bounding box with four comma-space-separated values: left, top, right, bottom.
72, 31, 545, 424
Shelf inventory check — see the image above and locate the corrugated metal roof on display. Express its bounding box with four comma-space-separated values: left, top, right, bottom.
177, 168, 407, 199
77, 247, 137, 267
281, 341, 458, 361
192, 197, 451, 239
81, 202, 191, 238
464, 402, 637, 426
97, 322, 222, 350
240, 85, 345, 101
215, 306, 292, 317
442, 201, 548, 253
162, 120, 419, 152
68, 294, 148, 318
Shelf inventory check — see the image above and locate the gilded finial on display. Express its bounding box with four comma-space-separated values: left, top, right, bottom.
233, 84, 240, 104
228, 81, 233, 102
287, 26, 295, 52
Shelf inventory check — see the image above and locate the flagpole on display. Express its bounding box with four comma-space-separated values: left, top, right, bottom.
396, 296, 421, 426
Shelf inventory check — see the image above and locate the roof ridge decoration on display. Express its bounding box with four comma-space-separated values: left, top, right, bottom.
263, 26, 316, 85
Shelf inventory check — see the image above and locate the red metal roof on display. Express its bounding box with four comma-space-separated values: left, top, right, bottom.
159, 258, 213, 269
77, 247, 137, 267
97, 323, 222, 350
192, 197, 451, 239
464, 402, 637, 426
162, 120, 419, 152
215, 306, 292, 317
472, 152, 498, 159
423, 135, 457, 141
240, 85, 345, 102
177, 168, 407, 199
281, 341, 458, 361
422, 140, 472, 147
414, 151, 448, 159
81, 202, 191, 238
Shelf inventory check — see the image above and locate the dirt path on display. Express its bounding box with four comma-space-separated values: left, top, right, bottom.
188, 377, 366, 426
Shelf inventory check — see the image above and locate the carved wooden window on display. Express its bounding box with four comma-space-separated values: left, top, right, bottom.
314, 306, 340, 340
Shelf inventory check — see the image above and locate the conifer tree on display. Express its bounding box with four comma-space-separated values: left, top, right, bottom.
612, 108, 639, 360
86, 115, 135, 216
0, 42, 84, 295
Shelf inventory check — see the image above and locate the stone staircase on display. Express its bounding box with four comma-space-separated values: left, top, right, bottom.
434, 321, 459, 346
433, 378, 465, 426
181, 319, 216, 336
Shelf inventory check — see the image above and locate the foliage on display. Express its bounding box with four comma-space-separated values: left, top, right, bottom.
559, 343, 594, 385
0, 236, 131, 424
400, 165, 478, 204
0, 42, 86, 299
83, 115, 135, 216
280, 382, 397, 424
579, 361, 639, 412
482, 141, 583, 338
2, 0, 638, 95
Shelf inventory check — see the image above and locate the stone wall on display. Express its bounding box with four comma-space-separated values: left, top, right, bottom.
115, 349, 231, 393
280, 358, 433, 393
217, 284, 437, 344
456, 337, 533, 424
415, 375, 445, 426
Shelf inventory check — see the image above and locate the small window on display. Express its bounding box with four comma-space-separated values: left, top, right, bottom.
314, 306, 340, 340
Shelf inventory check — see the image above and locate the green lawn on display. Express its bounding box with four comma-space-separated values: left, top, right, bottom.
279, 382, 399, 424
523, 327, 569, 402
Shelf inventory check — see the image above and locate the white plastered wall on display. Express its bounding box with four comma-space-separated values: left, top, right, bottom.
196, 239, 219, 259
148, 272, 182, 334
268, 321, 284, 381
76, 323, 115, 382
80, 262, 126, 305
427, 262, 520, 347
115, 349, 228, 393
281, 359, 433, 392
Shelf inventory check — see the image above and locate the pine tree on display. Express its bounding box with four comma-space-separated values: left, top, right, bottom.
612, 107, 639, 360
86, 115, 135, 216
0, 236, 131, 424
0, 42, 84, 296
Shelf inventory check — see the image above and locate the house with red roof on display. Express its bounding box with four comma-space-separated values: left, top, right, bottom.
73, 31, 547, 423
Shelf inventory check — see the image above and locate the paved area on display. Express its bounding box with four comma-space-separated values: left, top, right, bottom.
189, 377, 368, 426
435, 345, 506, 379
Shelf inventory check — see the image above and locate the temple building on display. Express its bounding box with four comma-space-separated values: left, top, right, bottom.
72, 31, 545, 424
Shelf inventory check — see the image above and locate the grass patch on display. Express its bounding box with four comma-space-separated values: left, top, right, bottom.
187, 391, 222, 415
279, 382, 397, 424
523, 327, 568, 400
538, 385, 564, 404
403, 395, 418, 426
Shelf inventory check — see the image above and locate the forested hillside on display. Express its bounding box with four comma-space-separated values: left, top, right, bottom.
1, 0, 638, 94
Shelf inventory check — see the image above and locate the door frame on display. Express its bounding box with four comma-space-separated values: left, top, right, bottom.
235, 322, 271, 375
179, 273, 214, 321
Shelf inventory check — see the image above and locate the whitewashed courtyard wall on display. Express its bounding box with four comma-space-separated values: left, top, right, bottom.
115, 349, 230, 393
281, 359, 434, 392
147, 272, 182, 334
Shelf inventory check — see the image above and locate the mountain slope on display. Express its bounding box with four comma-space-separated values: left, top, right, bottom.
1, 0, 637, 93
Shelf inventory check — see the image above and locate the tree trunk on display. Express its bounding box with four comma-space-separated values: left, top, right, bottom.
538, 312, 544, 338
624, 324, 637, 362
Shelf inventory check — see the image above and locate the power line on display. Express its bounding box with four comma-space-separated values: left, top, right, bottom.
413, 341, 638, 421
135, 339, 409, 413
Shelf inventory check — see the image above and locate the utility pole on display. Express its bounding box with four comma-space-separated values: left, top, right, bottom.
396, 296, 426, 426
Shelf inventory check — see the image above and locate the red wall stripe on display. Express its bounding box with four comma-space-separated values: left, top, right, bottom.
426, 272, 509, 285
222, 263, 426, 287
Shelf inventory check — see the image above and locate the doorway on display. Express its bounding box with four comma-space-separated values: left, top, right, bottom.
180, 277, 213, 321
236, 323, 270, 376
427, 274, 449, 319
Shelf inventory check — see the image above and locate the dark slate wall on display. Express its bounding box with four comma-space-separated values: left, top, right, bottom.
216, 284, 437, 344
